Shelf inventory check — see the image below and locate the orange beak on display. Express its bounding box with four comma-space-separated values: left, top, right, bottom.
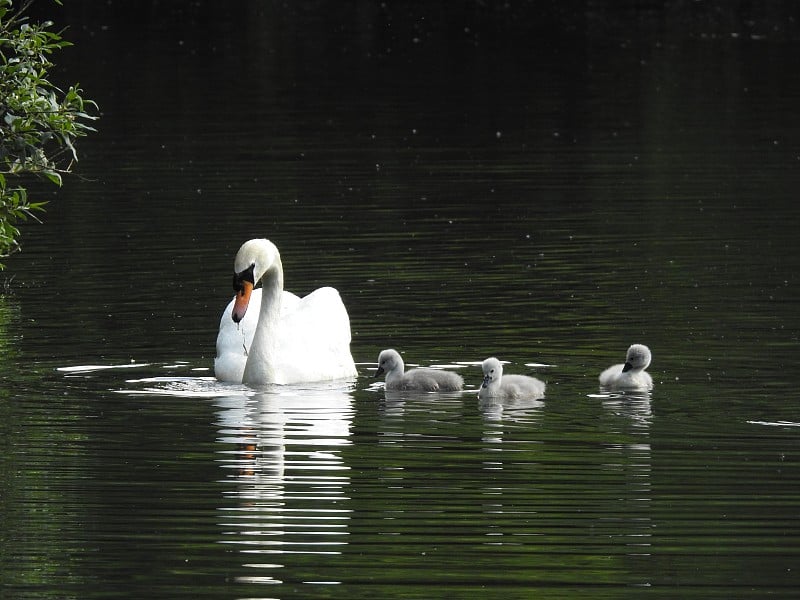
232, 280, 253, 323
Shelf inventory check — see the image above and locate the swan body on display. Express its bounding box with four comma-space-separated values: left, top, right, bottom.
375, 349, 464, 392
214, 239, 357, 385
598, 344, 653, 391
479, 357, 546, 400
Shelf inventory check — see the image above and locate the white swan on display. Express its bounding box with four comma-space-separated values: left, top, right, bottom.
214, 239, 358, 385
598, 344, 653, 391
375, 349, 464, 392
479, 357, 546, 400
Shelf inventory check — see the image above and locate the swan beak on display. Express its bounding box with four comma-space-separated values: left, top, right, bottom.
481, 375, 490, 388
622, 362, 633, 373
232, 280, 253, 323
374, 366, 385, 377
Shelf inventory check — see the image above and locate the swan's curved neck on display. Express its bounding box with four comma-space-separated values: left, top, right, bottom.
260, 256, 283, 308
243, 254, 284, 383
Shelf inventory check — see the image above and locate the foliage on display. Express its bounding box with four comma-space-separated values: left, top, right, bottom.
0, 0, 97, 267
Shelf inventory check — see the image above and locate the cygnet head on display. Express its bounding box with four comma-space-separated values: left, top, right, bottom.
622, 344, 652, 373
481, 357, 503, 388
375, 349, 404, 378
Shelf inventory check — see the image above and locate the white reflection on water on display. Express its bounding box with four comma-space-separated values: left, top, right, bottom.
479, 387, 656, 567
747, 420, 800, 428
59, 362, 154, 374
478, 396, 545, 422
108, 367, 355, 588
594, 390, 654, 428
598, 391, 654, 559
213, 384, 354, 586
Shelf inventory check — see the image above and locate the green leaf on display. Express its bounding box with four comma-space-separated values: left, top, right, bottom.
42, 170, 61, 186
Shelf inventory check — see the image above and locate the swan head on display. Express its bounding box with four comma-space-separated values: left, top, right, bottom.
622, 344, 652, 372
481, 357, 503, 388
230, 239, 280, 323
375, 349, 403, 378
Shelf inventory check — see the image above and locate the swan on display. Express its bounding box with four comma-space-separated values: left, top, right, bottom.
598, 344, 653, 391
479, 357, 546, 400
214, 238, 358, 385
375, 349, 464, 392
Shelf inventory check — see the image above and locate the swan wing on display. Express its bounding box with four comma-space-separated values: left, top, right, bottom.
502, 375, 546, 399
598, 363, 624, 387
274, 286, 357, 383
404, 368, 464, 392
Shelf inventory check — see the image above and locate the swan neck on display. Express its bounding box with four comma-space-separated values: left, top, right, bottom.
261, 255, 283, 305
243, 254, 284, 384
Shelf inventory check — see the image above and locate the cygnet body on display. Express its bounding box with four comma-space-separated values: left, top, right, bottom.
375, 349, 464, 392
479, 357, 546, 400
598, 344, 653, 391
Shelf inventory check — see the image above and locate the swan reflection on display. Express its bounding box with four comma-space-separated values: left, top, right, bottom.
214, 383, 354, 585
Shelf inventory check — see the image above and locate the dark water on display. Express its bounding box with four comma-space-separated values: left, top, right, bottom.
2, 2, 800, 598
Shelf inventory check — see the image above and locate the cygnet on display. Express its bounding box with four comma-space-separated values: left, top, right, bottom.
479, 357, 546, 400
598, 344, 653, 391
375, 349, 464, 392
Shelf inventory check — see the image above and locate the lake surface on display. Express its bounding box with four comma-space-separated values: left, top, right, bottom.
2, 3, 800, 598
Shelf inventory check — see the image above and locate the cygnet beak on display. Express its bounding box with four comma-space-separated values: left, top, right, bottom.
622, 362, 633, 373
